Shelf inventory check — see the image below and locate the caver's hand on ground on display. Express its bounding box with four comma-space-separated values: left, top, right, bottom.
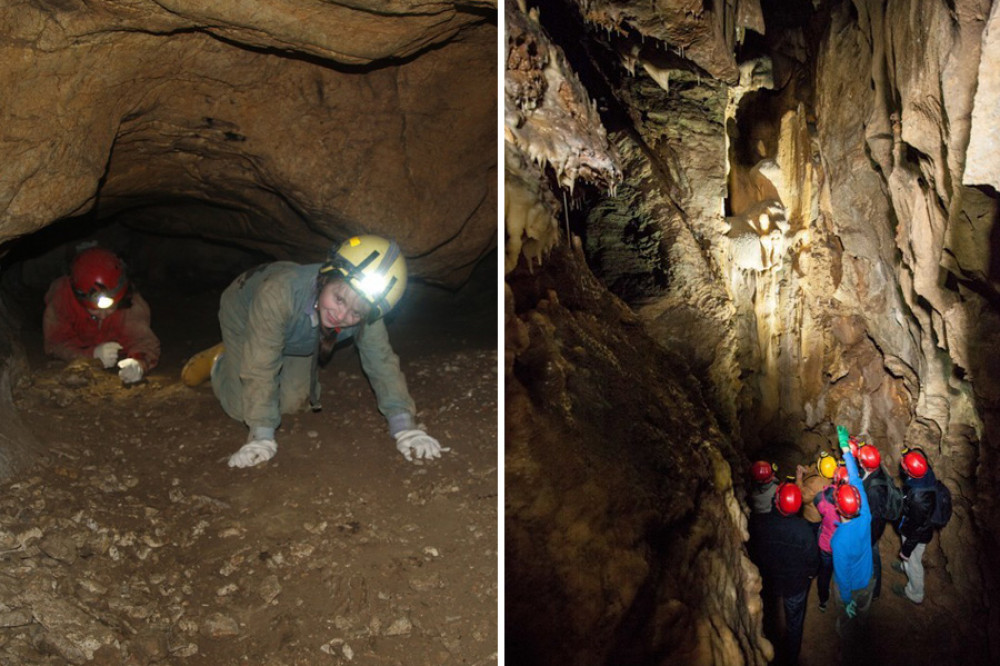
117, 358, 144, 384
228, 439, 277, 468
394, 429, 449, 462
93, 342, 123, 369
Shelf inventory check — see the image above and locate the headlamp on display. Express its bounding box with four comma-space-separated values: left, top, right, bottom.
356, 272, 388, 301
95, 294, 116, 309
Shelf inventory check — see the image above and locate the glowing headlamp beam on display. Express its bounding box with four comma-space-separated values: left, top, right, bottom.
96, 294, 116, 309
356, 273, 388, 301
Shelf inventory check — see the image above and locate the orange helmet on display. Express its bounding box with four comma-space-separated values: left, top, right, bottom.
901, 448, 928, 479
835, 483, 862, 518
751, 460, 777, 484
71, 247, 128, 310
857, 444, 881, 472
775, 482, 803, 516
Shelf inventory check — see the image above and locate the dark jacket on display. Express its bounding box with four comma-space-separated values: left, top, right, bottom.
862, 465, 890, 544
748, 510, 820, 597
900, 469, 937, 556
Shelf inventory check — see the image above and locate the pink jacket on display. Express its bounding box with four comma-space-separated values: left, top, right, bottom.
815, 486, 840, 553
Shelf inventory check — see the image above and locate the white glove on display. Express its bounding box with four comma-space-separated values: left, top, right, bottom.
394, 429, 446, 462
117, 358, 144, 384
228, 439, 277, 468
93, 342, 123, 369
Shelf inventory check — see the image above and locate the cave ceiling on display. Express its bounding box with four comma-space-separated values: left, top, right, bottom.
0, 0, 497, 286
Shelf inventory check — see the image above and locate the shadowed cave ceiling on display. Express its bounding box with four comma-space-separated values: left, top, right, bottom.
506, 0, 1000, 664
0, 1, 497, 475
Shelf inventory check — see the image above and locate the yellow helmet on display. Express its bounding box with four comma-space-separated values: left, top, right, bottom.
817, 451, 838, 479
319, 235, 407, 320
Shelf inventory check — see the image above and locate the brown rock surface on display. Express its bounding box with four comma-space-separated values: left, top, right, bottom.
0, 0, 496, 285
507, 0, 998, 662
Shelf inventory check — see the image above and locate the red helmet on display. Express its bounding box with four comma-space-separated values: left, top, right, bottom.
857, 444, 881, 472
832, 461, 848, 485
835, 483, 862, 518
71, 247, 128, 310
774, 482, 802, 516
751, 460, 777, 484
901, 448, 928, 478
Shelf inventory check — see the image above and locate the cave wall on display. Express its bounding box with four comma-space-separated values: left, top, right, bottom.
505, 4, 772, 664
0, 0, 497, 285
813, 0, 996, 645
507, 0, 1000, 662
507, 243, 769, 666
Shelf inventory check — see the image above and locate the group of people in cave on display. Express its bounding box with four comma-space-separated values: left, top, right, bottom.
745, 425, 949, 664
42, 238, 446, 468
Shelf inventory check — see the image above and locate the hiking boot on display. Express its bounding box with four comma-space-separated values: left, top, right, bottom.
181, 342, 225, 387
890, 561, 905, 574
891, 583, 922, 604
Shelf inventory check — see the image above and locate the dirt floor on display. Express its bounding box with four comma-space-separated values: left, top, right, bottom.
0, 276, 498, 665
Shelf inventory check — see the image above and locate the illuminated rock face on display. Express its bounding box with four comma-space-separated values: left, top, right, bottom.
507, 0, 999, 663
0, 0, 497, 286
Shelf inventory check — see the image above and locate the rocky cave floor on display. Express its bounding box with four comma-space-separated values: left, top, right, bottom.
0, 280, 498, 666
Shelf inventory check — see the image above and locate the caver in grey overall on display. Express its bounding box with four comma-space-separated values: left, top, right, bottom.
211, 262, 416, 439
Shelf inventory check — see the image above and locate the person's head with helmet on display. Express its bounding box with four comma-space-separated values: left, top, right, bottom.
857, 443, 881, 474
817, 450, 838, 479
70, 247, 131, 321
315, 235, 406, 345
751, 460, 778, 486
190, 233, 444, 470
774, 482, 803, 516
834, 481, 862, 519
832, 459, 849, 485
900, 448, 929, 479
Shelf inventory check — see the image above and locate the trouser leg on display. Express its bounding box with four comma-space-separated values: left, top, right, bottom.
817, 550, 834, 605
872, 540, 882, 598
783, 588, 807, 665
212, 338, 245, 423
903, 539, 926, 603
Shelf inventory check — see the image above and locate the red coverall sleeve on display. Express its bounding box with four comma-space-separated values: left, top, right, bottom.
117, 292, 161, 371
43, 278, 90, 361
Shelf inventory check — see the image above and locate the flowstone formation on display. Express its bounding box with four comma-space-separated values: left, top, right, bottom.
507, 0, 999, 662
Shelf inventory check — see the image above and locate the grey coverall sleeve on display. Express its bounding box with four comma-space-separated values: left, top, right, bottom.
240, 278, 294, 432
355, 319, 416, 432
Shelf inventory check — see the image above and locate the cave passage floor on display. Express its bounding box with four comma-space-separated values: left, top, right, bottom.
1, 281, 498, 665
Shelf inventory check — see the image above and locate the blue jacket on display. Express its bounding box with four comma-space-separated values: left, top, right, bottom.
830, 450, 873, 603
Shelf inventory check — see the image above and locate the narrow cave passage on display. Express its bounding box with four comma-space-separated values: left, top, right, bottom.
505, 0, 998, 664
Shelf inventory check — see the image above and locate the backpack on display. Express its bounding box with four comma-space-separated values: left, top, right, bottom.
867, 471, 904, 522
911, 480, 953, 529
